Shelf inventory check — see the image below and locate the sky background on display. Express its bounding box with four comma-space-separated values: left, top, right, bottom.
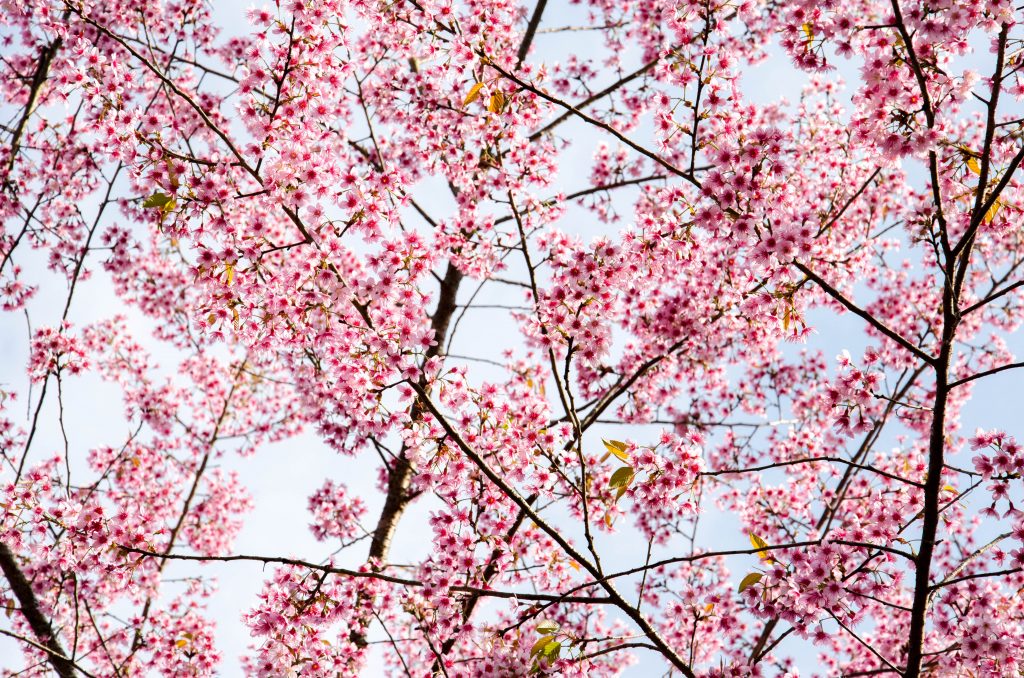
2, 2, 1023, 676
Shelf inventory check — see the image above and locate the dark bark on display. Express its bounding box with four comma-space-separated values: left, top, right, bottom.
902, 340, 950, 676
4, 36, 62, 183
367, 262, 462, 562
0, 543, 76, 678
515, 0, 547, 66
350, 262, 463, 650
903, 22, 1010, 678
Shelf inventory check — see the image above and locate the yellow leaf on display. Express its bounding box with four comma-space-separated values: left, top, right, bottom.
966, 157, 981, 175
176, 639, 188, 648
225, 263, 235, 286
984, 198, 1002, 224
568, 560, 580, 571
165, 159, 180, 189
802, 23, 814, 44
942, 484, 957, 493
463, 82, 485, 106
738, 571, 763, 593
603, 439, 629, 462
704, 602, 715, 613
488, 90, 506, 114
749, 533, 772, 561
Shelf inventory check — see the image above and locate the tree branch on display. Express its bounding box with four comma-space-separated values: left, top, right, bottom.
516, 0, 547, 66
121, 546, 613, 604
487, 60, 699, 186
949, 360, 1024, 389
0, 543, 76, 678
793, 261, 934, 364
408, 382, 697, 677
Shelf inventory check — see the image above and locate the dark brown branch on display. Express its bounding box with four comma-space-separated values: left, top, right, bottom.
793, 262, 934, 364
71, 8, 314, 247
492, 174, 667, 226
580, 641, 660, 661
927, 566, 1022, 591
949, 360, 1024, 389
952, 142, 1024, 259
951, 27, 1016, 261
749, 368, 924, 665
529, 56, 660, 141
516, 0, 547, 66
906, 24, 1010, 678
835, 615, 901, 673
354, 262, 463, 654
488, 60, 698, 186
3, 36, 62, 183
820, 167, 882, 234
927, 532, 1011, 599
120, 547, 613, 604
962, 278, 1024, 315
409, 383, 697, 677
0, 543, 76, 678
368, 262, 462, 561
703, 455, 923, 488
0, 629, 95, 677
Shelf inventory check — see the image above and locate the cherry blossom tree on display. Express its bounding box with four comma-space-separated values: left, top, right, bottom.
2, 0, 1024, 675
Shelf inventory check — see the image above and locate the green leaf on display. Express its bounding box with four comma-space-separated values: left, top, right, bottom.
608, 466, 634, 489
535, 620, 559, 634
738, 572, 763, 593
541, 639, 562, 660
602, 439, 629, 462
143, 193, 174, 209
530, 635, 555, 657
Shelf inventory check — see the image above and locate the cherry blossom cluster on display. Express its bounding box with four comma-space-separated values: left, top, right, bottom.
825, 350, 885, 437
27, 323, 90, 382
